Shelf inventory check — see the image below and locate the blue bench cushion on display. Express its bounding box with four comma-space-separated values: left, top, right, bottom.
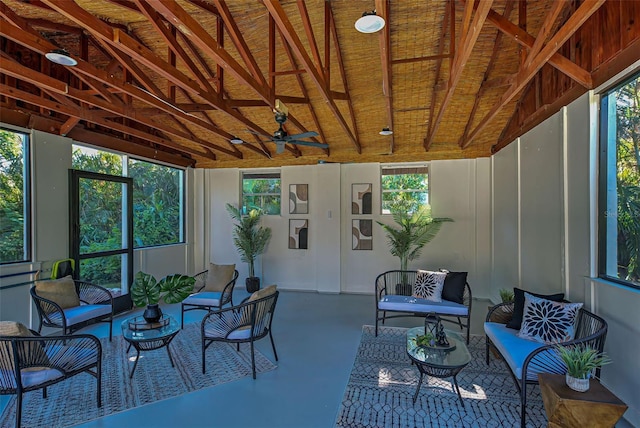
183, 291, 222, 307
378, 294, 468, 316
484, 322, 546, 380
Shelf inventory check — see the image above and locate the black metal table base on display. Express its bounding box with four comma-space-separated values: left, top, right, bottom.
411, 364, 466, 406
124, 334, 178, 378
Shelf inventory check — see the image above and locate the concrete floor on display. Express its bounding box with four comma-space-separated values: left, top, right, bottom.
0, 292, 498, 427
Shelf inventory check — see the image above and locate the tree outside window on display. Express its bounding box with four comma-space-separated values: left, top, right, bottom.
381, 166, 429, 214
242, 172, 281, 215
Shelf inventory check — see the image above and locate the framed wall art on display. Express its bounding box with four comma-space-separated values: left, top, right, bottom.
352, 183, 372, 214
289, 219, 308, 249
289, 184, 308, 214
352, 219, 373, 250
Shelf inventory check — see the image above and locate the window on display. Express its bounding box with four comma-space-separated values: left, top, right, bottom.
599, 72, 640, 289
242, 172, 281, 215
0, 129, 30, 264
381, 166, 429, 214
72, 145, 184, 248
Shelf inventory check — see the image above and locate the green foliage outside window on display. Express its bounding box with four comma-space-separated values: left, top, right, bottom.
381, 171, 429, 214
610, 75, 640, 285
0, 129, 28, 264
242, 174, 281, 215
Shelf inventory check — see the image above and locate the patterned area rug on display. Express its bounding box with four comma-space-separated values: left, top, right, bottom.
0, 323, 276, 427
335, 325, 546, 428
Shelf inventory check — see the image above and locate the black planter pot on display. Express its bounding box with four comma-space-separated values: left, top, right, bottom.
143, 303, 163, 323
246, 277, 260, 293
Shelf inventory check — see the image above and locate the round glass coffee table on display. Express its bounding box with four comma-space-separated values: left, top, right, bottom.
406, 326, 471, 405
121, 314, 180, 378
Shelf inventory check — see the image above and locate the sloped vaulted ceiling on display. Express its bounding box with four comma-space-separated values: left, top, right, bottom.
1, 0, 639, 168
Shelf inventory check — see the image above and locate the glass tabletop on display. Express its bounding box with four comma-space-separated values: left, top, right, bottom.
406, 326, 471, 368
121, 314, 180, 341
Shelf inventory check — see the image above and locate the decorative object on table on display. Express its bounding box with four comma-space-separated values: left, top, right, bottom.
131, 271, 195, 323
289, 219, 308, 249
352, 183, 372, 214
226, 203, 272, 292
556, 345, 612, 392
499, 288, 514, 303
127, 315, 170, 331
289, 184, 308, 214
376, 206, 453, 272
352, 219, 373, 250
423, 315, 453, 350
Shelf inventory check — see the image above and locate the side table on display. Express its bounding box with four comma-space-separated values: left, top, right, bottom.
121, 315, 180, 378
538, 373, 627, 428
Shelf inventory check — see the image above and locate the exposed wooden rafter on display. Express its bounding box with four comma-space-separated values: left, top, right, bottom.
375, 0, 394, 153
461, 0, 606, 149
424, 0, 494, 150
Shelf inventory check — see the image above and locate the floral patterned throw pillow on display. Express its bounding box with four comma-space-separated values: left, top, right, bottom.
517, 292, 583, 344
412, 270, 447, 302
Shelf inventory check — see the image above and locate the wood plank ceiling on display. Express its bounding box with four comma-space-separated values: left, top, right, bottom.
0, 0, 638, 168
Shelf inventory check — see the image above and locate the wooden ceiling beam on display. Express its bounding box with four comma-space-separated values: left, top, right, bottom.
376, 0, 394, 153
426, 0, 451, 144
522, 0, 566, 70
485, 7, 592, 88
147, 0, 270, 103
211, 0, 267, 87
461, 0, 606, 149
278, 31, 326, 156
133, 0, 217, 94
425, 0, 493, 150
296, 0, 323, 77
263, 0, 360, 153
392, 54, 453, 65
0, 83, 215, 160
458, 0, 514, 147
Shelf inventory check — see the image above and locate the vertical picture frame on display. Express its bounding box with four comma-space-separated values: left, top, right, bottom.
352, 183, 372, 214
352, 219, 373, 250
289, 219, 308, 249
289, 184, 309, 214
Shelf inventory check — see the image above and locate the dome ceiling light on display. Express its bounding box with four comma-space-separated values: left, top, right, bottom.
230, 137, 244, 144
355, 10, 385, 34
45, 49, 77, 66
379, 127, 393, 136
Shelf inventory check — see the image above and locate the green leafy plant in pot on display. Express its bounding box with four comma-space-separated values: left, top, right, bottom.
377, 206, 452, 294
131, 271, 195, 322
557, 345, 612, 392
499, 288, 515, 303
226, 203, 272, 293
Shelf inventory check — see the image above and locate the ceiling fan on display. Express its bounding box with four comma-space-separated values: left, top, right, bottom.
243, 111, 328, 154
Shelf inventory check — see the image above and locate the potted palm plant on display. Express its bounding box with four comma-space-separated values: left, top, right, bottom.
131, 271, 195, 322
377, 206, 452, 293
499, 288, 515, 303
226, 203, 272, 293
557, 345, 612, 392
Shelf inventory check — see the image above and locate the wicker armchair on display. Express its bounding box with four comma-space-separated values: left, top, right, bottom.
30, 280, 114, 341
201, 289, 279, 379
181, 269, 239, 328
485, 302, 608, 428
0, 328, 102, 428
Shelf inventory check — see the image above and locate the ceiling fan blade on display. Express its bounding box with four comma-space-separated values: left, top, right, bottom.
288, 140, 329, 149
285, 131, 319, 140
276, 142, 285, 154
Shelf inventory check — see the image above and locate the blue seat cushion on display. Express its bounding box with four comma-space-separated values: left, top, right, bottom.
484, 322, 546, 380
183, 291, 222, 307
378, 294, 468, 316
62, 304, 111, 326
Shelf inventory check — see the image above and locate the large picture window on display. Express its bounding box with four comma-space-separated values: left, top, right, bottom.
242, 172, 281, 215
599, 72, 640, 289
0, 129, 30, 264
72, 145, 184, 249
381, 166, 429, 214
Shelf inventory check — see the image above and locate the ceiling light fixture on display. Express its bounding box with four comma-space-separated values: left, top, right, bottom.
45, 48, 77, 66
379, 127, 393, 136
355, 10, 385, 34
230, 137, 244, 144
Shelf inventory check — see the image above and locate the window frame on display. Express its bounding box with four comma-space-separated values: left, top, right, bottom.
598, 70, 640, 291
380, 165, 430, 215
71, 144, 186, 249
0, 127, 31, 265
241, 171, 281, 215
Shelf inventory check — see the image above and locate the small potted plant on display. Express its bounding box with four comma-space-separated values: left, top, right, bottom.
557, 345, 612, 392
499, 288, 514, 303
131, 271, 195, 322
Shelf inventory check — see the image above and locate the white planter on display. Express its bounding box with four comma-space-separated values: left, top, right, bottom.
566, 373, 590, 392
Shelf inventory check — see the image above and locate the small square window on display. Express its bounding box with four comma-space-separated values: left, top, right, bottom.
242, 172, 281, 215
381, 166, 429, 214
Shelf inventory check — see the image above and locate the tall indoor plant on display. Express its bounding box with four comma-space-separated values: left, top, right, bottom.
226, 203, 272, 292
377, 206, 452, 287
